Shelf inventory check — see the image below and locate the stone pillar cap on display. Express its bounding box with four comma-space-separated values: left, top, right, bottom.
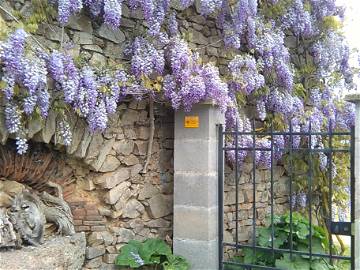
345, 93, 360, 103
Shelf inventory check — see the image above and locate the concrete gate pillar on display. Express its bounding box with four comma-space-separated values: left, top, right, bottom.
345, 94, 360, 269
173, 102, 225, 270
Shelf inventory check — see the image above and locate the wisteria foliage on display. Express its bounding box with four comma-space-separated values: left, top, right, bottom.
0, 0, 356, 170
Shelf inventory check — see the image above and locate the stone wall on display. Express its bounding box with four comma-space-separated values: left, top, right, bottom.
0, 1, 291, 268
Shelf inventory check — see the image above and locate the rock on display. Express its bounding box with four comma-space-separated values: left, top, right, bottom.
84, 257, 102, 269
73, 31, 93, 44
94, 167, 130, 189
74, 129, 92, 158
0, 191, 12, 207
41, 110, 57, 143
85, 133, 104, 162
68, 14, 93, 33
38, 24, 70, 42
123, 154, 139, 166
188, 28, 208, 45
97, 24, 125, 43
91, 138, 115, 171
145, 218, 171, 228
122, 199, 145, 218
2, 180, 25, 196
0, 233, 86, 270
104, 181, 131, 205
0, 111, 9, 144
138, 183, 159, 200
113, 188, 133, 210
103, 253, 118, 264
99, 156, 121, 172
134, 141, 148, 155
136, 126, 150, 139
67, 118, 86, 155
86, 245, 106, 259
88, 232, 104, 246
113, 228, 135, 243
83, 44, 103, 53
89, 52, 107, 66
148, 194, 173, 218
113, 140, 134, 156
28, 117, 43, 138
83, 179, 96, 191
121, 109, 140, 125
130, 164, 143, 177
104, 42, 123, 59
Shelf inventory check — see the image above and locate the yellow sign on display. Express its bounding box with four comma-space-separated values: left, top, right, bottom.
184, 116, 199, 128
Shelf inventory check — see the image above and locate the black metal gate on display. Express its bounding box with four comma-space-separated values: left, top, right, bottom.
218, 120, 355, 270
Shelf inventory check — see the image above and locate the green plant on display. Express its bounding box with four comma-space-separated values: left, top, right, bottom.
115, 238, 190, 270
225, 213, 348, 270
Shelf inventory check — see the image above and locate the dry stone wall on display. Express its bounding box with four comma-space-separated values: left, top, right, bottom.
0, 1, 291, 268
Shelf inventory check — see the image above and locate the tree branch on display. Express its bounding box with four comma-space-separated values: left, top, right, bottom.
142, 95, 155, 174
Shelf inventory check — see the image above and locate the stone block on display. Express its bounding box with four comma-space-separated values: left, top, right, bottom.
173, 205, 217, 241
173, 238, 218, 270
174, 172, 218, 207
174, 139, 217, 173
104, 181, 131, 204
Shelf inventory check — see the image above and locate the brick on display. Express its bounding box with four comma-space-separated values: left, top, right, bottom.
85, 204, 98, 210
76, 225, 90, 232
86, 215, 104, 221
86, 209, 100, 215
73, 219, 83, 226
84, 220, 106, 226
91, 226, 107, 231
73, 208, 86, 216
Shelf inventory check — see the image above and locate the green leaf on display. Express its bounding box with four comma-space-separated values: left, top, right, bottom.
115, 240, 144, 268
139, 238, 172, 264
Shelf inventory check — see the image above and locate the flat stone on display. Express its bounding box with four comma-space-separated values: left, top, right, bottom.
130, 164, 143, 177
148, 194, 173, 218
113, 228, 135, 243
88, 232, 104, 246
0, 233, 86, 270
91, 138, 115, 171
38, 24, 70, 42
90, 52, 107, 66
67, 14, 93, 33
84, 257, 102, 269
145, 218, 171, 228
86, 245, 105, 259
104, 181, 131, 205
113, 140, 134, 156
83, 44, 103, 53
134, 141, 148, 155
73, 31, 93, 44
67, 118, 86, 155
104, 42, 123, 59
136, 126, 150, 139
94, 167, 130, 189
113, 188, 133, 210
138, 183, 159, 200
99, 156, 121, 172
123, 154, 139, 166
122, 199, 145, 218
121, 109, 140, 125
97, 24, 125, 43
41, 110, 57, 144
0, 111, 9, 144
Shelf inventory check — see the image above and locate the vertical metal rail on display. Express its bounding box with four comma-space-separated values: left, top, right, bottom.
235, 121, 239, 252
252, 119, 257, 256
270, 121, 275, 258
289, 121, 294, 260
328, 120, 333, 264
350, 126, 355, 270
218, 124, 224, 270
308, 122, 313, 264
